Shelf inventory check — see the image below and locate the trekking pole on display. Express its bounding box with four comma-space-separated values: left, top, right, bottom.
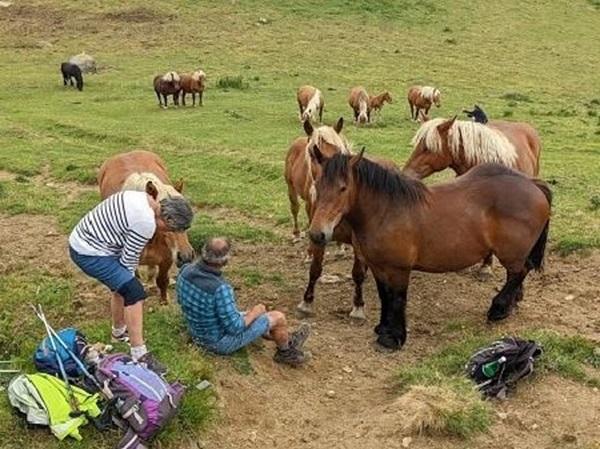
30, 304, 111, 399
32, 304, 82, 416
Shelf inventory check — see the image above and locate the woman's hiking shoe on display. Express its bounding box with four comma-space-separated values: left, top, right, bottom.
290, 323, 311, 349
138, 352, 168, 376
273, 346, 306, 367
111, 329, 129, 343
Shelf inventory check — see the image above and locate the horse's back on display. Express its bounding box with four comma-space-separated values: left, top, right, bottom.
488, 120, 541, 176
98, 150, 170, 199
348, 86, 368, 107
297, 85, 316, 105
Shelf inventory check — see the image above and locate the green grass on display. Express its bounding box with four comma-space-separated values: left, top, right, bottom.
216, 75, 250, 90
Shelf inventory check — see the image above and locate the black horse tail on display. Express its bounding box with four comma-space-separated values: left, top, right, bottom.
75, 70, 84, 91
526, 179, 552, 271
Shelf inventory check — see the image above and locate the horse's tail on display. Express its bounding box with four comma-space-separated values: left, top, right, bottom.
526, 179, 552, 271
75, 70, 84, 91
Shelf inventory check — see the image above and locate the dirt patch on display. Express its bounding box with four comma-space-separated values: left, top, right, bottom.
102, 7, 173, 23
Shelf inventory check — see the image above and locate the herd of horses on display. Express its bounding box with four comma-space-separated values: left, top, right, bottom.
66, 74, 549, 352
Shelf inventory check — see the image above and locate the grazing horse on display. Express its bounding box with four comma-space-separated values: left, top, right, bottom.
407, 85, 441, 120
368, 91, 393, 118
60, 63, 83, 91
284, 118, 368, 319
180, 70, 206, 107
297, 85, 324, 123
309, 150, 552, 350
98, 150, 195, 303
153, 71, 181, 109
348, 86, 370, 124
463, 104, 489, 124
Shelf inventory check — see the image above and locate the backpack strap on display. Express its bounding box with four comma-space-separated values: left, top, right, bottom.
116, 428, 148, 449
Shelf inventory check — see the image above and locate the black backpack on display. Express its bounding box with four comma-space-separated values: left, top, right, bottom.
465, 336, 542, 399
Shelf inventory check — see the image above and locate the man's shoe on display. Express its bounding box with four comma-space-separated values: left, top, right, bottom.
273, 346, 306, 367
137, 352, 168, 376
111, 329, 129, 343
289, 323, 311, 349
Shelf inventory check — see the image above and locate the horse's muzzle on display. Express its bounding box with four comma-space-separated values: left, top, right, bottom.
176, 250, 195, 267
309, 230, 328, 247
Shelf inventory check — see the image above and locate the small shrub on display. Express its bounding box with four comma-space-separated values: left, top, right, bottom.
444, 38, 457, 45
502, 110, 513, 117
501, 92, 532, 102
554, 238, 589, 256
589, 194, 600, 211
442, 26, 452, 32
14, 175, 29, 183
216, 75, 249, 90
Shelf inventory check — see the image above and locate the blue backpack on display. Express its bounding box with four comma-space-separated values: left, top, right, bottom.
34, 328, 88, 378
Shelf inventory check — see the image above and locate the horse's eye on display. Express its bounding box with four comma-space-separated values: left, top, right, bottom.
340, 185, 347, 192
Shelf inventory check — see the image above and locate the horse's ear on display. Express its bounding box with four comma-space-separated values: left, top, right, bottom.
350, 147, 365, 168
310, 145, 324, 165
437, 116, 456, 134
303, 120, 314, 136
174, 178, 184, 193
334, 117, 344, 134
145, 181, 159, 200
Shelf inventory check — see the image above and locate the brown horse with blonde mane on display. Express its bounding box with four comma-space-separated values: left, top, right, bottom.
368, 91, 392, 117
407, 85, 441, 120
284, 118, 368, 319
297, 85, 324, 123
348, 86, 371, 124
309, 150, 552, 350
98, 150, 195, 303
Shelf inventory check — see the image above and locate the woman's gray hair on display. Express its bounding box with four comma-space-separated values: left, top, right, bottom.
159, 197, 194, 231
201, 237, 231, 266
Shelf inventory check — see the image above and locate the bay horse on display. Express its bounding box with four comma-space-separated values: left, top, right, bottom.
180, 70, 206, 107
407, 85, 441, 120
284, 118, 368, 319
297, 85, 324, 123
404, 116, 542, 276
98, 150, 195, 303
60, 63, 83, 91
153, 71, 181, 109
308, 150, 552, 350
348, 86, 370, 124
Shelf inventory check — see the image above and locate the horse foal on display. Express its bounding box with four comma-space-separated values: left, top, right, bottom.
407, 85, 441, 120
180, 70, 206, 107
60, 62, 84, 91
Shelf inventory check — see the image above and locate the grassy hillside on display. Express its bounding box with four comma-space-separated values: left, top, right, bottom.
0, 1, 599, 448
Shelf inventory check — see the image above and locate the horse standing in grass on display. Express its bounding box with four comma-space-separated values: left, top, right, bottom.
368, 91, 393, 119
180, 70, 206, 107
309, 150, 552, 350
284, 118, 369, 319
348, 86, 371, 124
60, 62, 83, 91
407, 85, 441, 120
153, 71, 181, 109
297, 85, 324, 123
98, 150, 195, 304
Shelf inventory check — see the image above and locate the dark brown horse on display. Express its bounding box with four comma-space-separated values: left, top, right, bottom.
284, 118, 368, 319
309, 150, 552, 350
153, 71, 181, 109
98, 150, 195, 303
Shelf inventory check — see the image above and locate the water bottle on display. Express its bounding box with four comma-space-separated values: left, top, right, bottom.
481, 356, 507, 378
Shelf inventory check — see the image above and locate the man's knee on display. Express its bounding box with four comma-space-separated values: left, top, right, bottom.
117, 277, 147, 306
267, 310, 286, 328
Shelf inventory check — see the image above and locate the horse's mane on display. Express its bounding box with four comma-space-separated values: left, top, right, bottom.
411, 118, 518, 167
420, 86, 439, 101
122, 172, 182, 201
306, 89, 322, 112
308, 125, 351, 155
322, 154, 428, 206
162, 71, 180, 83
191, 70, 206, 81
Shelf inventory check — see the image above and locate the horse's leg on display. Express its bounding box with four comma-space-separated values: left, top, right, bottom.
155, 91, 162, 107
156, 259, 172, 305
192, 92, 196, 107
409, 101, 414, 119
181, 92, 186, 107
69, 76, 74, 86
319, 104, 323, 123
374, 278, 391, 335
199, 91, 203, 106
487, 269, 527, 321
174, 91, 180, 107
287, 184, 301, 238
477, 253, 494, 280
163, 94, 168, 108
353, 110, 358, 123
298, 102, 304, 120
63, 75, 67, 86
298, 243, 324, 316
349, 252, 368, 320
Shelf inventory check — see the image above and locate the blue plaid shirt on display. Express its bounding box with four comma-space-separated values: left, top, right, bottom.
176, 262, 245, 345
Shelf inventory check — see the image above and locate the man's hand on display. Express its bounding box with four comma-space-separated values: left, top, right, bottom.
244, 303, 267, 326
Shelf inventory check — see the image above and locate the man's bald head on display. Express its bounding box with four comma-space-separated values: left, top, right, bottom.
201, 237, 231, 267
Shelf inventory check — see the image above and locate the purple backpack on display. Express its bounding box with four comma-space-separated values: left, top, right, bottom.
94, 353, 185, 449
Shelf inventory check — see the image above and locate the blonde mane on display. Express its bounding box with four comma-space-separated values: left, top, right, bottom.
191, 70, 206, 81
420, 86, 439, 101
305, 89, 322, 115
122, 172, 182, 201
162, 71, 180, 83
411, 118, 518, 167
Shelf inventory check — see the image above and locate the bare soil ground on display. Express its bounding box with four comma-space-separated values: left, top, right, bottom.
2, 213, 599, 449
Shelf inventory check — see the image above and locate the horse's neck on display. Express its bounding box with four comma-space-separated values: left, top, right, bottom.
359, 98, 368, 114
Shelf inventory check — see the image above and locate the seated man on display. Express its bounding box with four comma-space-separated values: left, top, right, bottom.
176, 237, 310, 367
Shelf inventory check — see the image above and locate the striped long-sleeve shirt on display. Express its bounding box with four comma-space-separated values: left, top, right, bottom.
69, 191, 156, 273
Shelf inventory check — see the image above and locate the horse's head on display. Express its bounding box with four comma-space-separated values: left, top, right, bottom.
403, 117, 455, 179
433, 89, 442, 107
163, 71, 181, 89
304, 117, 349, 159
308, 148, 364, 246
383, 91, 393, 104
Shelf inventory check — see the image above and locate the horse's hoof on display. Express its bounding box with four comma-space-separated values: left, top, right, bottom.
487, 304, 511, 322
374, 324, 382, 335
297, 301, 314, 316
349, 306, 366, 320
376, 333, 400, 351
476, 266, 493, 281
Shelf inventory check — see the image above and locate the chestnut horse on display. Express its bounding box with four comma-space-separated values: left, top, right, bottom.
309, 150, 551, 350
180, 70, 206, 107
348, 86, 370, 124
297, 85, 324, 123
368, 91, 393, 118
98, 150, 195, 303
284, 118, 368, 319
407, 85, 441, 120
